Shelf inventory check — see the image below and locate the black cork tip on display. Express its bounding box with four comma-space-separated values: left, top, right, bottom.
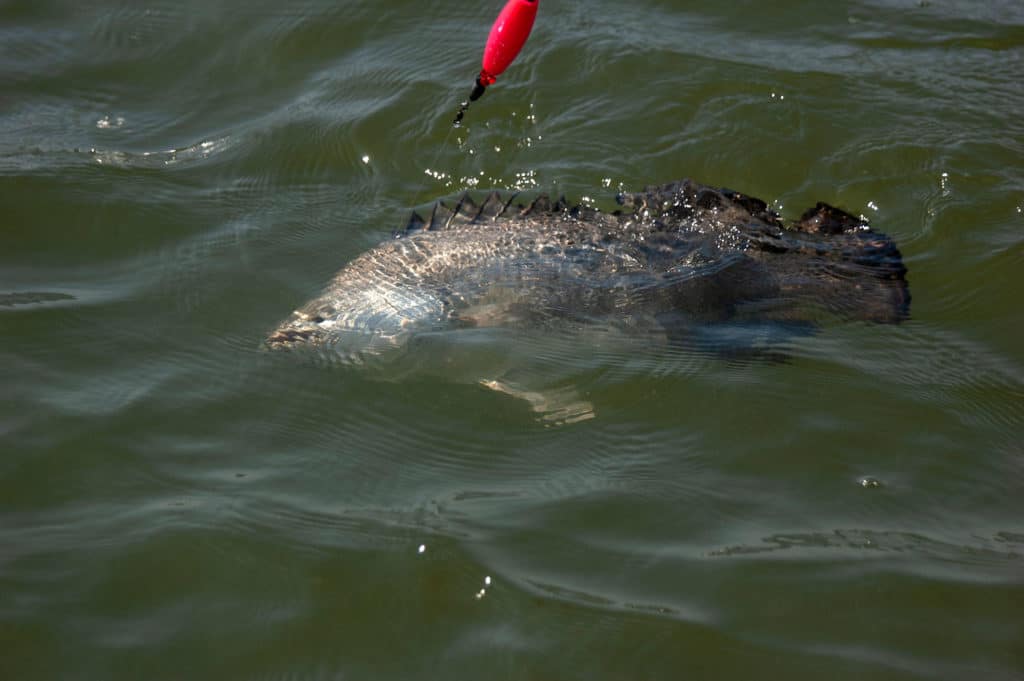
452, 80, 489, 127
469, 79, 487, 102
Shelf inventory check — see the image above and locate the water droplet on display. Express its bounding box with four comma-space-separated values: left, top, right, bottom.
417, 544, 426, 554
859, 477, 882, 488
96, 115, 125, 129
484, 575, 492, 586
361, 155, 370, 164
867, 201, 879, 211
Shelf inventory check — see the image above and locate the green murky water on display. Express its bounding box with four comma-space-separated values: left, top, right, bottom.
2, 1, 1022, 678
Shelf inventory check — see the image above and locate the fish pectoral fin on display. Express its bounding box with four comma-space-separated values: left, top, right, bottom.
479, 379, 595, 426
450, 301, 532, 328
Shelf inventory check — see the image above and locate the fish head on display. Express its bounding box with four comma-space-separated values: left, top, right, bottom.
265, 307, 414, 364
265, 309, 330, 349
265, 284, 447, 363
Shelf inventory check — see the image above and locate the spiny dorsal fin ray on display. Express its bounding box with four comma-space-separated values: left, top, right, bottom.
451, 192, 479, 226
523, 194, 551, 216
427, 201, 455, 231
416, 190, 559, 231
404, 211, 425, 234
477, 191, 506, 221
500, 191, 519, 218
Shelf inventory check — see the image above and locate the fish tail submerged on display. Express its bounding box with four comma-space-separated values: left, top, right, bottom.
789, 202, 911, 323
614, 180, 910, 324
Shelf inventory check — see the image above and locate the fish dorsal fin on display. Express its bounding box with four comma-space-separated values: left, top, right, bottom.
427, 201, 456, 231
453, 192, 479, 223
569, 204, 599, 221
522, 193, 551, 216
794, 202, 865, 235
415, 191, 523, 232
477, 191, 507, 220
721, 188, 771, 221
436, 193, 480, 230
500, 192, 519, 217
404, 211, 426, 234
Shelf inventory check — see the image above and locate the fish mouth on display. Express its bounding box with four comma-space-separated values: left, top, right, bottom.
263, 319, 410, 365
267, 286, 447, 355
265, 308, 329, 350
266, 328, 316, 347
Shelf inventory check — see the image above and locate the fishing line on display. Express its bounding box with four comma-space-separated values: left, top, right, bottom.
421, 119, 460, 194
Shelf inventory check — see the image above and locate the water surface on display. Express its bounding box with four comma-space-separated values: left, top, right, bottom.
2, 0, 1023, 679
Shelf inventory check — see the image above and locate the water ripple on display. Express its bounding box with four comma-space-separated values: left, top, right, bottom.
3, 0, 1023, 677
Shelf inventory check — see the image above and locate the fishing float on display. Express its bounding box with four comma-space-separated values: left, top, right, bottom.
453, 0, 539, 126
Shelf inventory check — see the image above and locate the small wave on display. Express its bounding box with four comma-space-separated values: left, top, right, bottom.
0, 291, 75, 308
710, 528, 1022, 566
86, 135, 236, 169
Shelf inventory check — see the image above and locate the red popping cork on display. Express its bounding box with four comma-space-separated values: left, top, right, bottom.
453, 0, 539, 126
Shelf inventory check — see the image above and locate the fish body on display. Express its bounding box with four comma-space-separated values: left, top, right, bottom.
267, 179, 909, 362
